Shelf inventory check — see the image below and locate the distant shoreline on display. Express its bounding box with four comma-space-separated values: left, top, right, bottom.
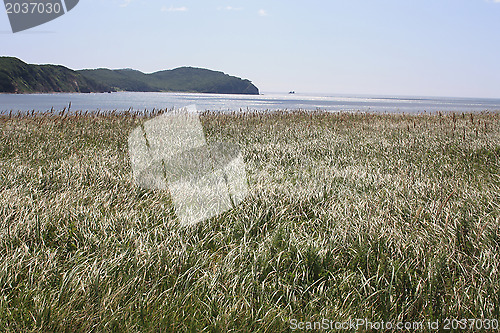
0, 91, 259, 96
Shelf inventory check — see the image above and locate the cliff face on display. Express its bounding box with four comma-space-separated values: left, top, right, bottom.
0, 57, 259, 95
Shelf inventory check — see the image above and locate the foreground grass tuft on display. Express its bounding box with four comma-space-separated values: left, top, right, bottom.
0, 110, 499, 332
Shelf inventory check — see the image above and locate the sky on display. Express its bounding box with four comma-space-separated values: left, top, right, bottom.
1, 0, 500, 98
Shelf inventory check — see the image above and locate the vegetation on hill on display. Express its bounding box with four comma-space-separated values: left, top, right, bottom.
75, 68, 156, 92
0, 57, 108, 93
78, 67, 259, 95
0, 57, 260, 95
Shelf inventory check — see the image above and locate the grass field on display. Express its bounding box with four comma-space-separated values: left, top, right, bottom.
0, 110, 499, 332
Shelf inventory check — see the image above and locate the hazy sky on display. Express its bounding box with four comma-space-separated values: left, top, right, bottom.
2, 0, 500, 98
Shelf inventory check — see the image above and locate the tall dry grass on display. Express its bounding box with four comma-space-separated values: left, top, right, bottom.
0, 110, 499, 331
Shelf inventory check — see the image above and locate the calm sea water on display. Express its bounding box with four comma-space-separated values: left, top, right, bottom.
1, 92, 500, 114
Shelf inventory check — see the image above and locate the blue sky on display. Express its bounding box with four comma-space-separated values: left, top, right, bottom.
1, 0, 500, 98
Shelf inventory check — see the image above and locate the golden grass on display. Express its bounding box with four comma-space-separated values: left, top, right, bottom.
0, 110, 499, 331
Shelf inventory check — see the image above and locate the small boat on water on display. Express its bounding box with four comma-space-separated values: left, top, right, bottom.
289, 91, 295, 94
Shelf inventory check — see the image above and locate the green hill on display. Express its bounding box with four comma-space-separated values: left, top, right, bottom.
0, 57, 259, 95
78, 67, 259, 95
0, 57, 108, 93
76, 68, 155, 92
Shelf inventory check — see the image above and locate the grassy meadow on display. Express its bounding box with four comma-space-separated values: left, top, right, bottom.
0, 109, 499, 331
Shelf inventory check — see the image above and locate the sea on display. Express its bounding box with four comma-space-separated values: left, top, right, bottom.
1, 91, 500, 114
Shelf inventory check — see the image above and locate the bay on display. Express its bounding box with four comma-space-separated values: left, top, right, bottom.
1, 91, 500, 114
